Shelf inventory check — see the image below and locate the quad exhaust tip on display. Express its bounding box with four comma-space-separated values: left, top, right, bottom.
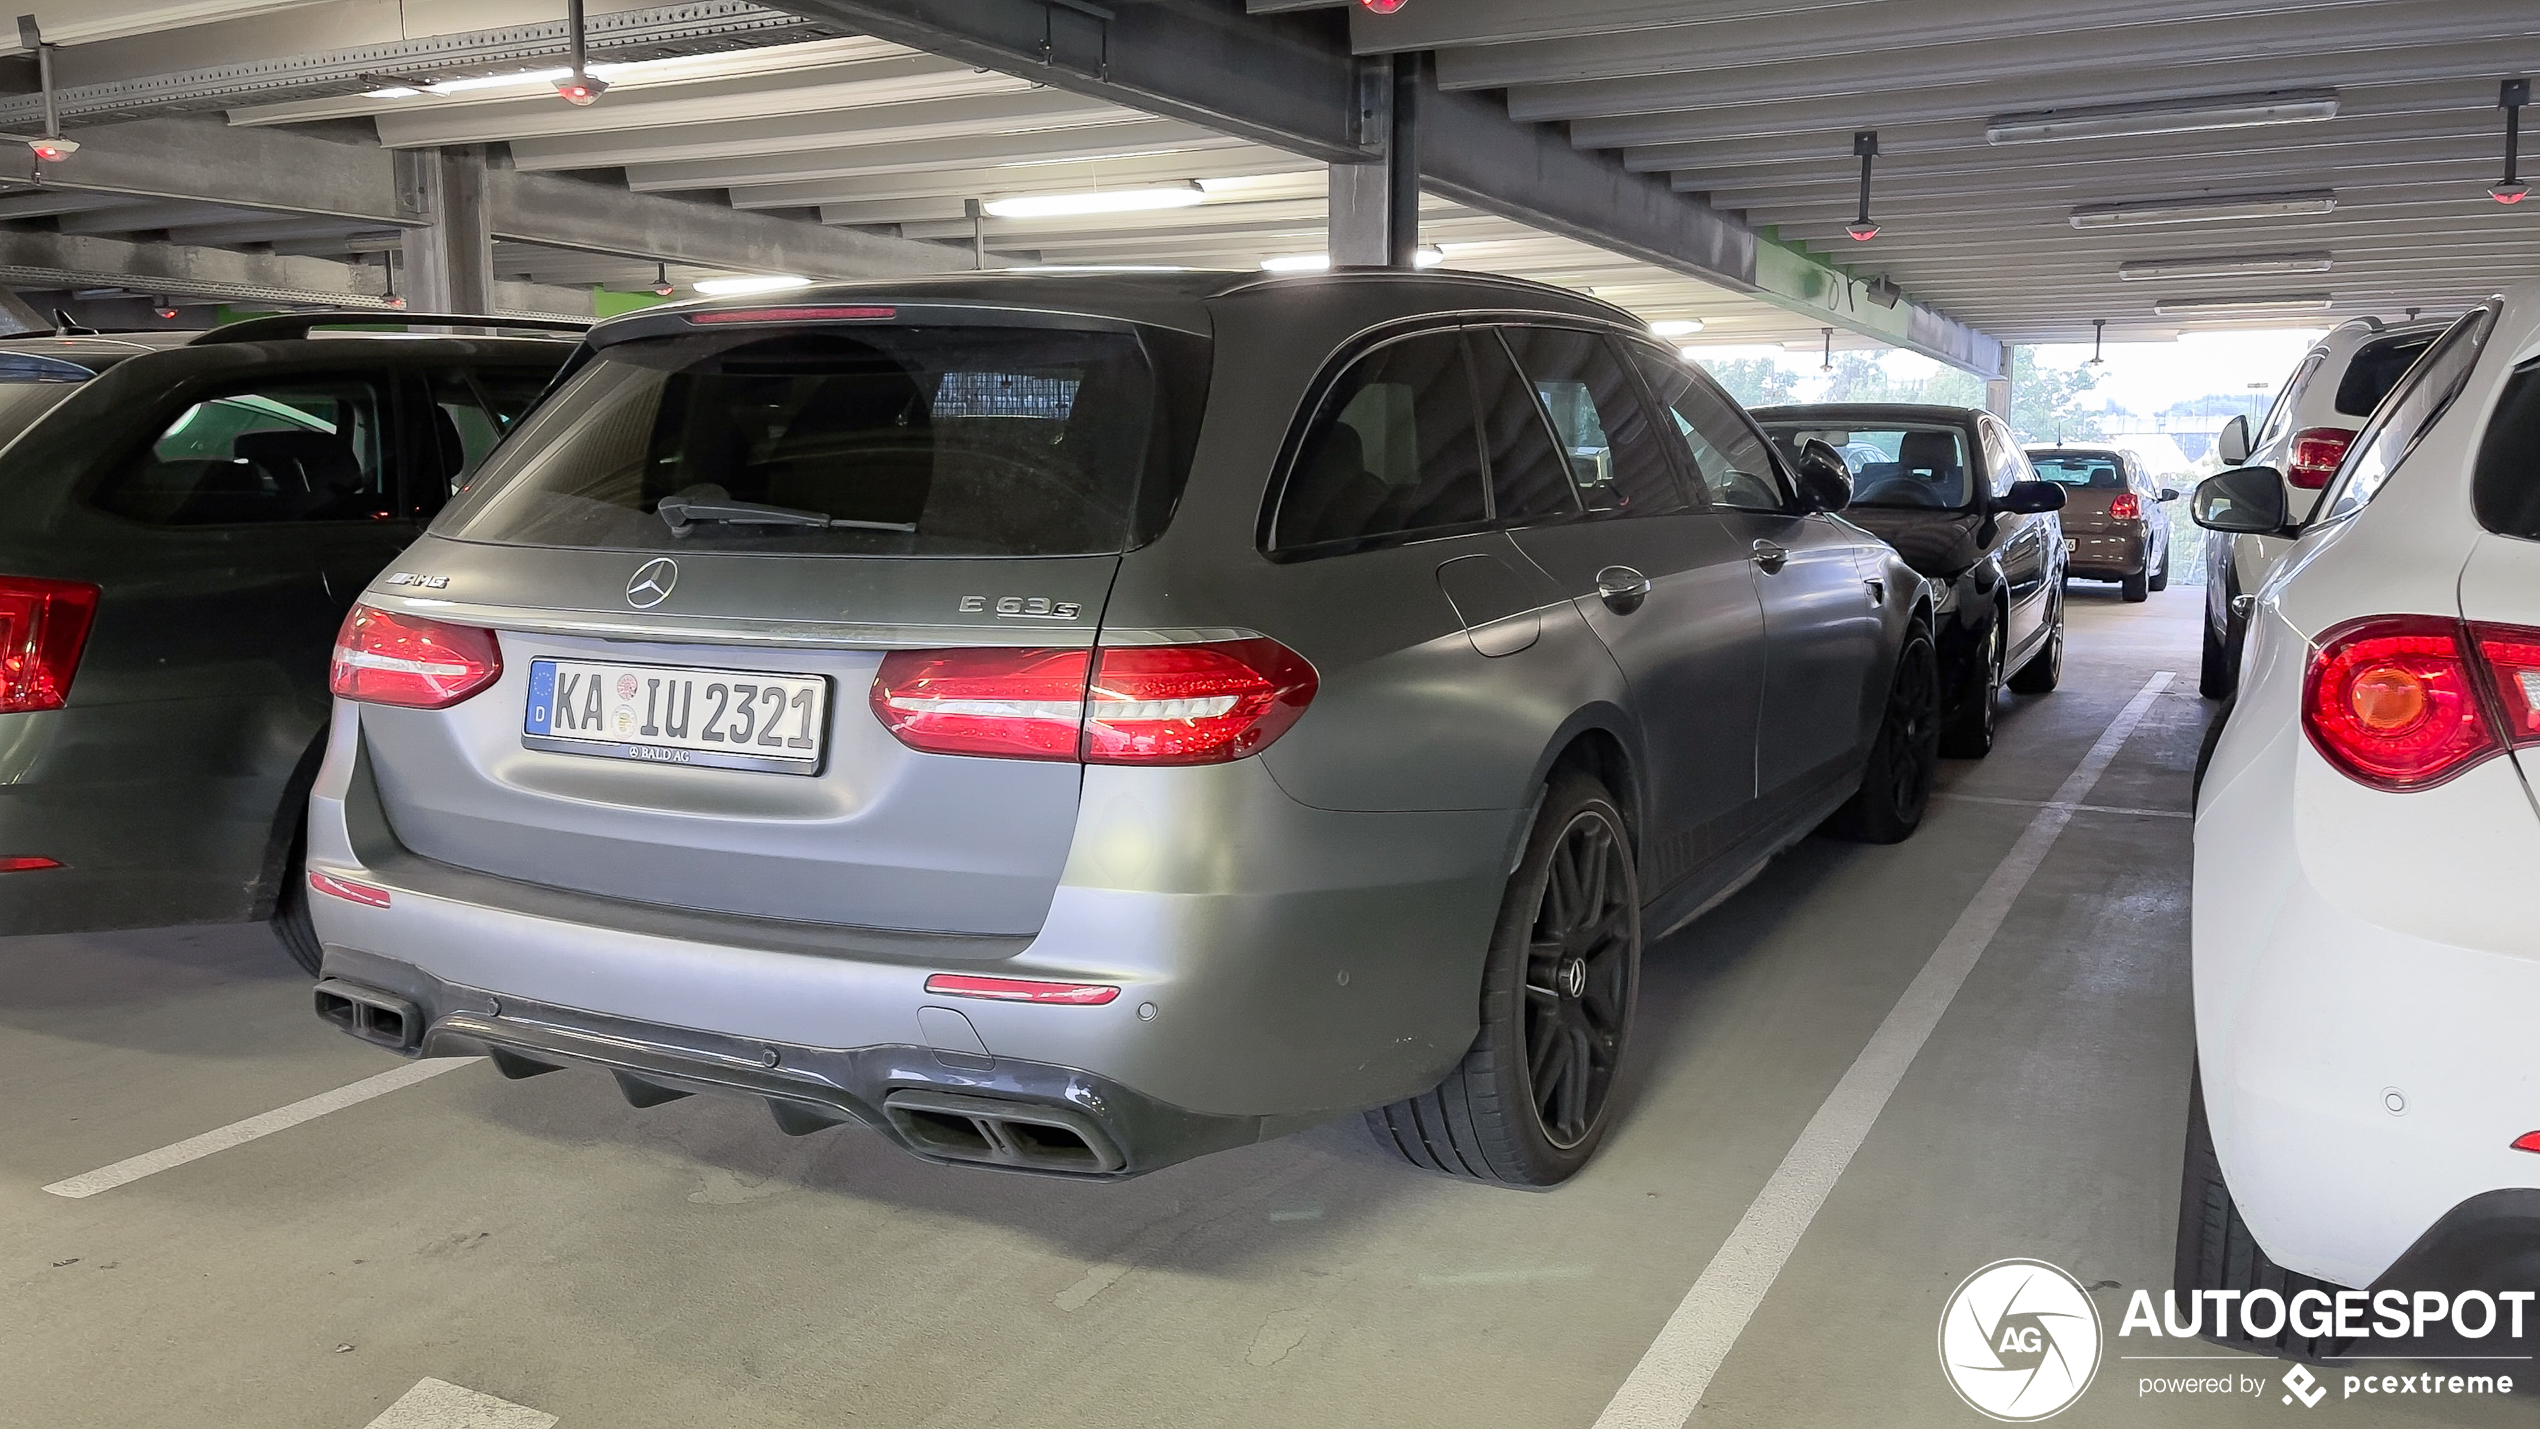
882, 1088, 1126, 1174
312, 979, 421, 1052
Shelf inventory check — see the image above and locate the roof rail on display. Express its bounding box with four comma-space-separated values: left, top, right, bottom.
191, 312, 589, 346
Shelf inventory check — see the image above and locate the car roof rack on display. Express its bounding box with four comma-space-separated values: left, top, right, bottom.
190, 312, 589, 346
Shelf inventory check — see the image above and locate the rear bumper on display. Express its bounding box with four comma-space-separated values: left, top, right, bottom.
2064, 528, 2147, 580
319, 949, 1274, 1178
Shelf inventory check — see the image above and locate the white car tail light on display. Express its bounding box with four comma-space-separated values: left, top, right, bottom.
2285, 426, 2356, 489
2302, 616, 2540, 790
871, 639, 1317, 765
330, 604, 504, 709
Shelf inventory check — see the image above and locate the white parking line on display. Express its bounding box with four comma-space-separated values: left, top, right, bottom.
1935, 791, 2193, 819
41, 1058, 482, 1199
1593, 673, 2176, 1429
363, 1377, 556, 1429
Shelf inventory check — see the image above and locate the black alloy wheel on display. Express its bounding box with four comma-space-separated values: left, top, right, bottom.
1368, 773, 1640, 1187
1939, 614, 2002, 759
1828, 626, 1939, 843
2008, 589, 2064, 693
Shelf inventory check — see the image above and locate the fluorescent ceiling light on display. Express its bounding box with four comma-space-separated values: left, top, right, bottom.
2118, 251, 2334, 281
982, 184, 1206, 219
694, 274, 812, 296
1414, 244, 1446, 268
1989, 89, 2338, 145
1260, 253, 1330, 272
2070, 191, 2337, 228
1010, 264, 1198, 273
363, 65, 598, 99
1649, 319, 1706, 336
2151, 292, 2334, 316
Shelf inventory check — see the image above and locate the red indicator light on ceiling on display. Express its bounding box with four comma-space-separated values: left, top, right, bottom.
1360, 0, 1407, 12
2493, 182, 2529, 204
1, 855, 62, 872
308, 870, 392, 908
1846, 222, 1880, 241
924, 974, 1120, 1006
690, 305, 895, 324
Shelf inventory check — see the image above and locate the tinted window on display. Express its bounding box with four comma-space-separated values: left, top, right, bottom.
2472, 359, 2540, 540
2317, 303, 2497, 524
1468, 330, 1582, 523
92, 377, 391, 525
1494, 327, 1686, 518
1273, 330, 1486, 552
1628, 348, 1786, 510
438, 323, 1204, 558
2335, 334, 2437, 418
2028, 450, 2130, 489
1760, 421, 1971, 509
425, 366, 560, 509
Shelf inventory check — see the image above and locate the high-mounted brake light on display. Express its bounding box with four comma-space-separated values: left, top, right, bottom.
924, 974, 1119, 1006
0, 574, 99, 714
1, 855, 62, 872
308, 870, 391, 908
2108, 492, 2142, 521
2302, 615, 2540, 790
689, 306, 896, 325
330, 604, 502, 710
871, 639, 1317, 765
2285, 426, 2356, 490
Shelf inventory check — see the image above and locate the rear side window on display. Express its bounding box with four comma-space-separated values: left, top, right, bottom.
1493, 326, 1686, 517
1272, 330, 1487, 552
1467, 330, 1581, 524
2335, 334, 2437, 418
424, 366, 560, 509
92, 377, 392, 525
2472, 359, 2540, 540
2254, 351, 2326, 452
437, 322, 1205, 558
2317, 302, 2497, 525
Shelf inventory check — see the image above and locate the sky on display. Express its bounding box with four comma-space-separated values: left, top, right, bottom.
1683, 328, 2329, 413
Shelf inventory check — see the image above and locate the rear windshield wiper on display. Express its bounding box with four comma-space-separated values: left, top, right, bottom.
654, 483, 918, 536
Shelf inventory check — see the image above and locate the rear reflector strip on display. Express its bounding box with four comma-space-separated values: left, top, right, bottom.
0, 855, 61, 872
2515, 1131, 2540, 1154
308, 870, 392, 908
923, 974, 1120, 1006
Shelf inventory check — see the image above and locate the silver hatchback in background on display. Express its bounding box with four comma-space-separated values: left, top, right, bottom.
304, 271, 1938, 1187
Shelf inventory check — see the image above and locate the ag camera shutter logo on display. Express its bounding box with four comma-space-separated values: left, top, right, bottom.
1939, 1259, 2104, 1420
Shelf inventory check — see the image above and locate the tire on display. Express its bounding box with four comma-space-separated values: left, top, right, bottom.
2199, 616, 2235, 700
270, 829, 323, 977
2120, 568, 2150, 602
2175, 1064, 2352, 1361
1825, 625, 1939, 843
1368, 772, 1640, 1187
1938, 611, 2001, 759
2148, 541, 2170, 593
2007, 590, 2064, 693
2192, 698, 2232, 809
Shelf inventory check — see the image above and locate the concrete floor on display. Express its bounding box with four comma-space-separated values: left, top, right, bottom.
0, 574, 2523, 1427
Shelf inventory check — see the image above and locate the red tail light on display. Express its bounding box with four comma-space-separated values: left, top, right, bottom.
2515, 1130, 2540, 1154
330, 604, 502, 709
2108, 492, 2142, 521
2303, 616, 2540, 790
0, 575, 100, 714
923, 973, 1119, 1005
2285, 426, 2355, 489
1, 855, 62, 872
871, 638, 1317, 765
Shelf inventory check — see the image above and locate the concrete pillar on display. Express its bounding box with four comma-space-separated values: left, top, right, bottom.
1328, 162, 1389, 267
1985, 346, 2013, 420
1386, 52, 1421, 269
399, 147, 494, 314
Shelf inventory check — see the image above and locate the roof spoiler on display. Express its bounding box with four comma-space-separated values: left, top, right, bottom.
191, 312, 589, 345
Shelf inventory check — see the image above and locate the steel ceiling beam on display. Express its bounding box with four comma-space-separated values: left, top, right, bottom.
743, 150, 1315, 211
0, 226, 581, 314
506, 89, 1138, 172
627, 116, 1247, 191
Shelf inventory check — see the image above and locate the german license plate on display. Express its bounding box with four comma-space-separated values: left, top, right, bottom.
524, 659, 828, 775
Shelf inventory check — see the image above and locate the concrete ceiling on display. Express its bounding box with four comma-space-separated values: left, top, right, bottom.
1308, 0, 2540, 342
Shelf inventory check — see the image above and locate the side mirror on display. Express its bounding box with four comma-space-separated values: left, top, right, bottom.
1993, 479, 2067, 515
2217, 413, 2252, 466
2191, 466, 2291, 535
2158, 487, 2182, 502
1793, 439, 1852, 512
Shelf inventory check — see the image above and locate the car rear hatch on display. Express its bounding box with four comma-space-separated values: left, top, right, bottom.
347, 301, 1209, 937
2025, 451, 2127, 534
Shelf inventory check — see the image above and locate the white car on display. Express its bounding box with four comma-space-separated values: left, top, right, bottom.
2184, 291, 2540, 1355
2204, 317, 2449, 698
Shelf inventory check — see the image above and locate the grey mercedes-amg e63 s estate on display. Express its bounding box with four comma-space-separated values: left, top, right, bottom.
304, 271, 1939, 1187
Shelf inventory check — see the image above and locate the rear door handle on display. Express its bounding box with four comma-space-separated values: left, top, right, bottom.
1594, 565, 1652, 614
1751, 540, 1789, 574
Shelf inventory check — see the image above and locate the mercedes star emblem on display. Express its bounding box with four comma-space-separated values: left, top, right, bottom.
625, 557, 678, 609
